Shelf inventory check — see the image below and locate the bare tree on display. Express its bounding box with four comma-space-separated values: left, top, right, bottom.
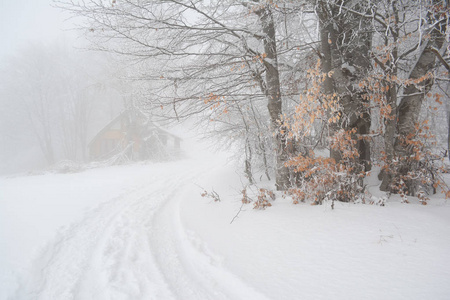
57, 0, 316, 188
0, 41, 120, 170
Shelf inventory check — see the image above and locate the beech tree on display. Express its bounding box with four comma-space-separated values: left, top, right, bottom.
316, 0, 372, 171
393, 1, 447, 194
357, 0, 448, 195
282, 0, 449, 203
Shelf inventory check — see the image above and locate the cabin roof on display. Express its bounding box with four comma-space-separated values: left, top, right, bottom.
88, 110, 181, 147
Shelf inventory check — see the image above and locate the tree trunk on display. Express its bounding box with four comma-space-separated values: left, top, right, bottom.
396, 3, 446, 151
318, 1, 342, 163
380, 3, 400, 191
394, 8, 445, 194
380, 83, 398, 191
244, 138, 254, 184
318, 0, 372, 169
256, 6, 289, 190
447, 100, 450, 161
396, 43, 445, 152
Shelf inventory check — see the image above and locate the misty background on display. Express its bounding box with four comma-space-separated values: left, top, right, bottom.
0, 0, 138, 174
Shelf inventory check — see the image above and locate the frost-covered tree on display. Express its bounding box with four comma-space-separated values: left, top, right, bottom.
282, 0, 449, 203
57, 0, 319, 189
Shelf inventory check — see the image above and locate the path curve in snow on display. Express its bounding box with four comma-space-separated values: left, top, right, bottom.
13, 160, 267, 300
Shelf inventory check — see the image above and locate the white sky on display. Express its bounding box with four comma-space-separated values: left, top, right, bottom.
0, 0, 74, 60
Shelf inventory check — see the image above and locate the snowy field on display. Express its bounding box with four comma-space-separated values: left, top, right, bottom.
1, 148, 450, 300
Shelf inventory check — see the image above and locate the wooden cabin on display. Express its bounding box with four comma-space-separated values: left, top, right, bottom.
89, 110, 181, 161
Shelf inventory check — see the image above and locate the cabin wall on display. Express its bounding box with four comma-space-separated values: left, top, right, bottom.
89, 116, 181, 161
89, 130, 126, 159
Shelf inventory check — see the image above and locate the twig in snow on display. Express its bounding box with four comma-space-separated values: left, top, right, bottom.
392, 223, 403, 242
230, 202, 245, 224
197, 184, 221, 202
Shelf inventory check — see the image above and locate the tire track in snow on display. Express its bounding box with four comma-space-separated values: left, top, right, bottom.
15, 177, 177, 300
13, 160, 269, 300
149, 180, 271, 300
73, 190, 176, 300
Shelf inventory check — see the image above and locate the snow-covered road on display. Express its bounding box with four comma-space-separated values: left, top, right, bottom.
18, 175, 181, 300
3, 154, 450, 300
9, 159, 265, 300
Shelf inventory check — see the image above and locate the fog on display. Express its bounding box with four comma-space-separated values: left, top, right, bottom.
0, 1, 192, 175
0, 44, 128, 174
1, 1, 72, 173
0, 0, 70, 58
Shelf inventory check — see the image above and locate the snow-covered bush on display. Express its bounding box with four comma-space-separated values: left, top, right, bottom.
50, 160, 84, 174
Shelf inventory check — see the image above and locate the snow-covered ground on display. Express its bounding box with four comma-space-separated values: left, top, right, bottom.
1, 146, 450, 299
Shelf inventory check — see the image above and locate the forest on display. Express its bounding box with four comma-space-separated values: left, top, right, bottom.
54, 0, 450, 203
2, 0, 450, 203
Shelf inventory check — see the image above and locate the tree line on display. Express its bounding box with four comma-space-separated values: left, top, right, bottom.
56, 0, 449, 202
